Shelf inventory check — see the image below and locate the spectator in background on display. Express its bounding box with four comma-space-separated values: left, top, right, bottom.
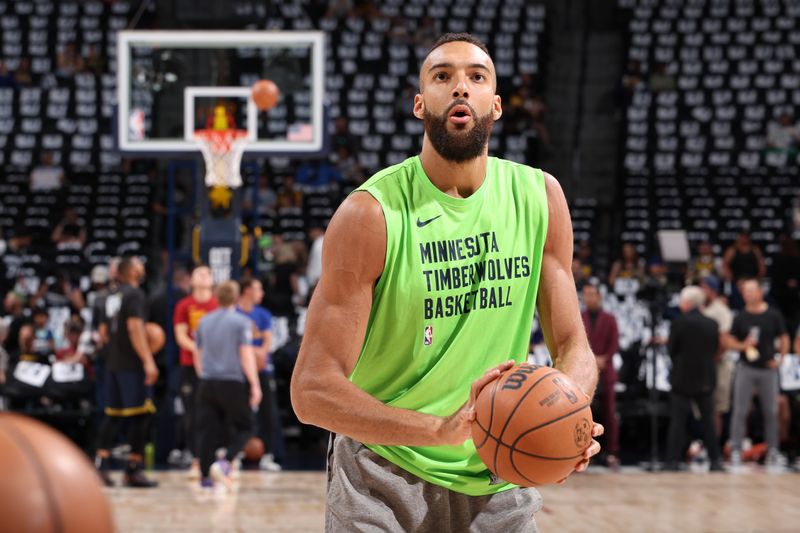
608, 242, 646, 288
688, 241, 719, 282
572, 258, 588, 291
13, 57, 33, 87
237, 278, 283, 471
2, 292, 28, 355
306, 223, 325, 293
414, 17, 439, 48
766, 113, 800, 155
331, 116, 358, 153
722, 232, 766, 309
649, 62, 675, 93
31, 308, 54, 358
296, 158, 343, 187
581, 283, 620, 468
82, 45, 106, 76
619, 60, 644, 106
56, 42, 83, 76
0, 322, 9, 385
13, 323, 36, 365
51, 207, 87, 247
244, 172, 278, 215
92, 258, 120, 419
575, 240, 595, 279
0, 61, 15, 87
265, 235, 300, 320
665, 286, 723, 472
173, 265, 218, 478
277, 175, 303, 210
324, 0, 353, 19
700, 276, 735, 437
725, 279, 789, 469
55, 319, 87, 365
334, 147, 365, 187
769, 234, 800, 342
30, 152, 65, 192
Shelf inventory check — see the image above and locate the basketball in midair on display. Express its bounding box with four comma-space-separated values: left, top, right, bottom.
0, 413, 115, 533
252, 79, 280, 111
471, 363, 593, 486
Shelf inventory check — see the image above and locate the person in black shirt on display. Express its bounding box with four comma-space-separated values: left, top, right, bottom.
94, 256, 159, 487
725, 279, 789, 468
722, 232, 766, 309
664, 286, 723, 471
51, 207, 87, 246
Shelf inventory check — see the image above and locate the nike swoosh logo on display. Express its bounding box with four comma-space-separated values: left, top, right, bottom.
416, 215, 442, 228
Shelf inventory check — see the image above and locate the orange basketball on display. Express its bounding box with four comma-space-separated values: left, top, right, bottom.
0, 413, 115, 532
471, 363, 593, 486
146, 322, 165, 353
251, 79, 280, 111
243, 436, 265, 462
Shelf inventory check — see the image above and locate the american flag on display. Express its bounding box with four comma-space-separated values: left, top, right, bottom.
287, 123, 313, 142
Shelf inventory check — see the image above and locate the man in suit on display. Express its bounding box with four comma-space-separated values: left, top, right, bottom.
581, 283, 620, 468
665, 285, 723, 471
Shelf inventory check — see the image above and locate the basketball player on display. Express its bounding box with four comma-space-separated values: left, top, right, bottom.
291, 34, 602, 531
237, 278, 284, 470
94, 256, 158, 487
195, 281, 262, 488
173, 265, 218, 475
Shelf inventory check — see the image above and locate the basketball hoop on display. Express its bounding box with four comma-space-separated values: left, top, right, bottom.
194, 128, 249, 189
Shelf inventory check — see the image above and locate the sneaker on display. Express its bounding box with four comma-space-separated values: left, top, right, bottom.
167, 449, 184, 467
606, 455, 621, 471
709, 461, 725, 472
187, 459, 201, 480
231, 458, 242, 480
210, 459, 233, 489
124, 468, 159, 488
766, 450, 788, 472
259, 453, 282, 472
199, 477, 215, 489
95, 456, 115, 487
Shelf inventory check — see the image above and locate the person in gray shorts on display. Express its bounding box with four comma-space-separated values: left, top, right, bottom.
290, 32, 603, 532
724, 279, 789, 467
195, 281, 262, 488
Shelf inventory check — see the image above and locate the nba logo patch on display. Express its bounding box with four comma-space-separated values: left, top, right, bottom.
423, 325, 433, 346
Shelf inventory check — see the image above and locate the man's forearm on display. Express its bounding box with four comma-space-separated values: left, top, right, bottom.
292, 369, 450, 447
129, 322, 153, 366
551, 339, 598, 397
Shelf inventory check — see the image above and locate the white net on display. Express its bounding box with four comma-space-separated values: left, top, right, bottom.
194, 129, 249, 189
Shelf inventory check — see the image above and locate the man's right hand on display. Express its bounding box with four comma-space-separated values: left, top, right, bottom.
436, 360, 515, 446
143, 359, 159, 385
250, 385, 263, 409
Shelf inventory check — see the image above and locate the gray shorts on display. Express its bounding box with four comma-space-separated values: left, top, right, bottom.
325, 434, 542, 533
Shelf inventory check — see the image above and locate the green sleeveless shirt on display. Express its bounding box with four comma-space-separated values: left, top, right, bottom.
350, 155, 549, 496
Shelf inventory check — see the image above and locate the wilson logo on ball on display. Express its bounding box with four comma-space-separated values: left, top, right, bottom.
501, 363, 540, 390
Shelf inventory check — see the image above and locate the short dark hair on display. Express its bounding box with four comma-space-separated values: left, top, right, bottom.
118, 255, 139, 276
239, 278, 260, 293
428, 33, 490, 56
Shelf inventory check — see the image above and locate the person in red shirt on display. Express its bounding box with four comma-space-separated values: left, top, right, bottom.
173, 265, 217, 477
581, 283, 621, 468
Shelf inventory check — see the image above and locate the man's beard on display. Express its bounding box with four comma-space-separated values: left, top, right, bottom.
423, 103, 493, 163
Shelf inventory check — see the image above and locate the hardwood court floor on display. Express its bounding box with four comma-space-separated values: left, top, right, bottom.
109, 467, 800, 533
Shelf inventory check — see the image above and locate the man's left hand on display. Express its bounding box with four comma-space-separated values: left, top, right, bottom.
556, 423, 604, 484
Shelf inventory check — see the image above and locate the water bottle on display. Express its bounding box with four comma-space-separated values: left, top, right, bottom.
144, 442, 155, 471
